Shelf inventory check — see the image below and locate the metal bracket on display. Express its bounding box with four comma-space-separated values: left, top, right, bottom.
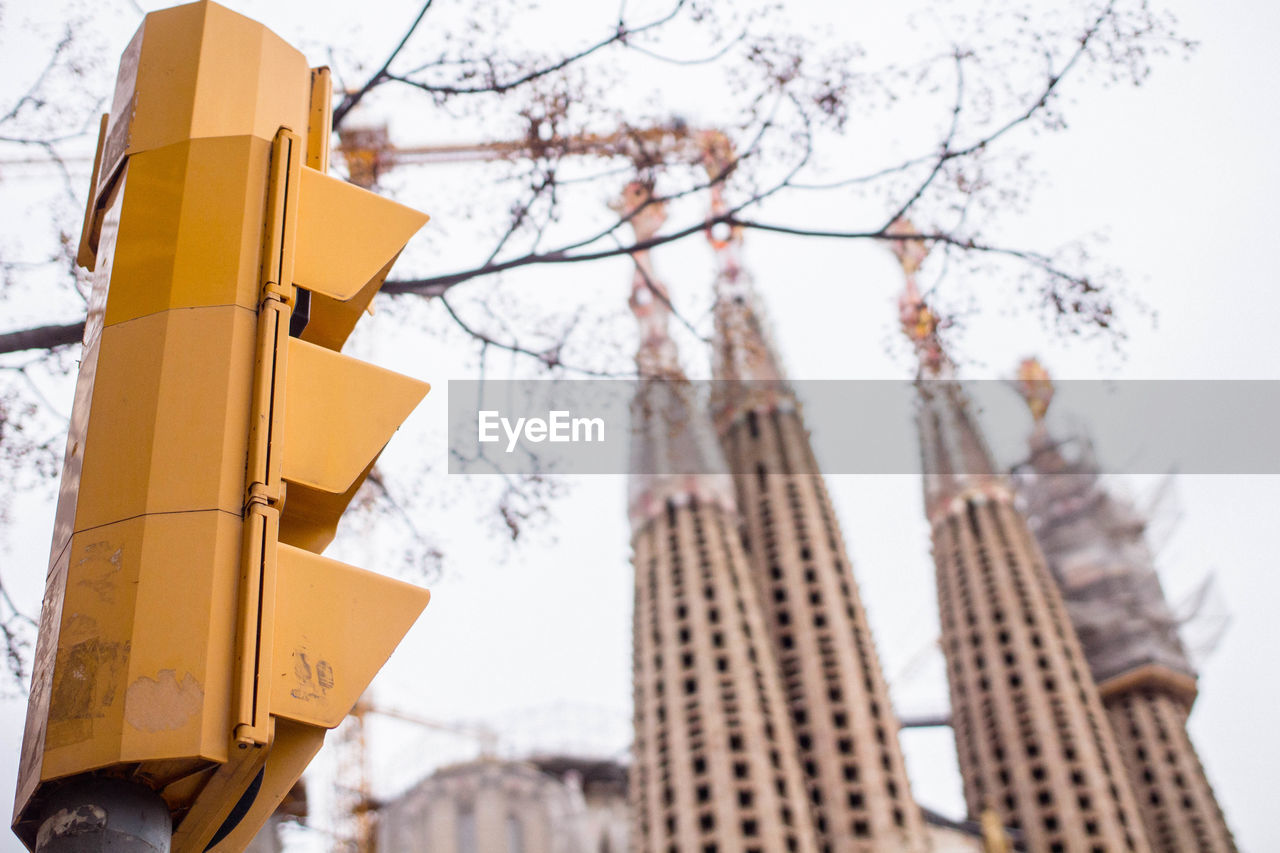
233, 128, 302, 746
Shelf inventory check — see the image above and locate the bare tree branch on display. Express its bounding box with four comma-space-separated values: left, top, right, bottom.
434, 294, 629, 377
387, 0, 689, 96
332, 0, 436, 129
881, 47, 967, 228
0, 322, 84, 355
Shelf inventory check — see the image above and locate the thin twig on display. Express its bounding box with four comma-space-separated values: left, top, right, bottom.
333, 0, 436, 129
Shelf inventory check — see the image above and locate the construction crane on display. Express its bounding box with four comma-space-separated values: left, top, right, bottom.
334, 118, 728, 188
330, 695, 502, 853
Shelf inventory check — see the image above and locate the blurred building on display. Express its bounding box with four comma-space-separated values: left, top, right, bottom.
531, 756, 629, 853
892, 227, 1152, 851
375, 756, 627, 853
370, 754, 997, 853
704, 169, 929, 852
1012, 360, 1237, 852
623, 184, 821, 852
371, 207, 1235, 853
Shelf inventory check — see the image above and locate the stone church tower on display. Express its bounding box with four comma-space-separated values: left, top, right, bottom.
703, 172, 929, 851
891, 224, 1153, 852
624, 184, 819, 853
1012, 360, 1237, 852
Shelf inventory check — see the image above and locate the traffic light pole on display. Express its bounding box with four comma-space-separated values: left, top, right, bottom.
34, 779, 170, 853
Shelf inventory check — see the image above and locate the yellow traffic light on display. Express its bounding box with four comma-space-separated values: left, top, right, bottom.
14, 3, 431, 850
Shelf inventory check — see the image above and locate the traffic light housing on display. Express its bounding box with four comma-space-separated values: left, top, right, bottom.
13, 3, 432, 849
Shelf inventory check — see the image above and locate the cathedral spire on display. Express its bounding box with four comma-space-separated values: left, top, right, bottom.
702, 132, 795, 430
889, 218, 1004, 521
1012, 355, 1195, 684
893, 227, 1154, 850
620, 177, 823, 853
621, 182, 735, 531
1011, 358, 1237, 853
708, 194, 931, 847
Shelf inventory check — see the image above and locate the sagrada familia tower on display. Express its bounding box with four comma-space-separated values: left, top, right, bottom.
624, 175, 1236, 851
890, 226, 1154, 851
706, 190, 928, 851
1012, 360, 1236, 851
624, 183, 821, 853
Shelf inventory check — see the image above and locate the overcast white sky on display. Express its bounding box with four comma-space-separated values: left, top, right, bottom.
1, 0, 1277, 850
